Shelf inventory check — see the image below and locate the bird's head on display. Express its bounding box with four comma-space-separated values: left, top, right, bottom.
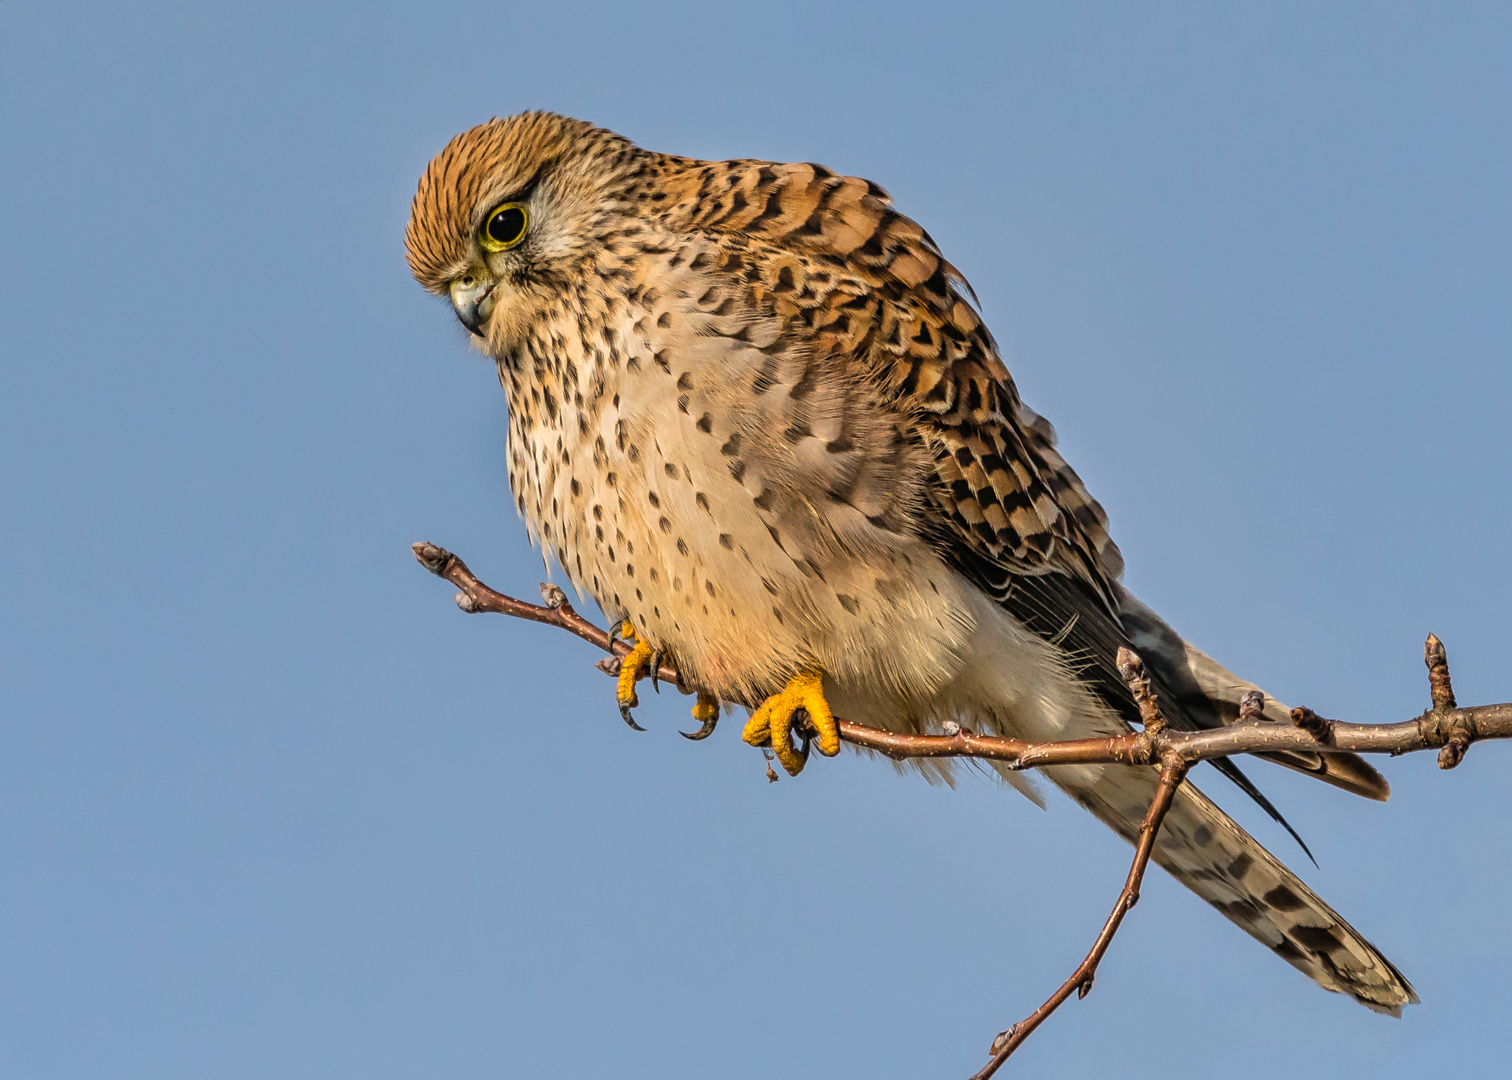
405, 111, 637, 350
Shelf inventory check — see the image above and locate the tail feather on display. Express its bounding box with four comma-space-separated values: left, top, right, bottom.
1050, 763, 1418, 1014
933, 584, 1414, 1012
1118, 590, 1392, 802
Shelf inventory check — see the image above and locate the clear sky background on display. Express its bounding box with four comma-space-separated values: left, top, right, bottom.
3, 3, 1510, 1077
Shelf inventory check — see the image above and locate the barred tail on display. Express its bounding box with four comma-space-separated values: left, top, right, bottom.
1049, 762, 1418, 1014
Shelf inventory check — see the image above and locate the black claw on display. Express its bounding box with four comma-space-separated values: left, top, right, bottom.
680, 715, 719, 741
619, 703, 647, 732
649, 650, 663, 694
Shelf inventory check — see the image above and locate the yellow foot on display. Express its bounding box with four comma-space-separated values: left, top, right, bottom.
681, 690, 721, 742
741, 669, 839, 776
614, 622, 659, 731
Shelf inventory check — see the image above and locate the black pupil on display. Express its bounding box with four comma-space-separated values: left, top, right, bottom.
488, 207, 525, 245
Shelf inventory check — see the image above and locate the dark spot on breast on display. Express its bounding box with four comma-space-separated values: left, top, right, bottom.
664, 463, 679, 479
677, 539, 689, 556
788, 362, 817, 401
718, 533, 733, 550
647, 491, 660, 508
659, 516, 672, 534
752, 489, 773, 511
751, 356, 779, 395
696, 414, 713, 433
695, 492, 711, 513
720, 433, 741, 456
728, 459, 746, 483
837, 594, 860, 615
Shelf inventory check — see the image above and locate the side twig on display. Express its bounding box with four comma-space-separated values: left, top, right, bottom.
411, 540, 1512, 1074
971, 757, 1189, 1078
967, 649, 1186, 1076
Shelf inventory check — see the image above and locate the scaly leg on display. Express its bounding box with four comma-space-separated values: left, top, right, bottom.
614, 623, 723, 739
741, 669, 840, 776
614, 622, 659, 731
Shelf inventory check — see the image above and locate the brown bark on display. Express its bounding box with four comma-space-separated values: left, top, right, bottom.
411, 540, 1511, 1073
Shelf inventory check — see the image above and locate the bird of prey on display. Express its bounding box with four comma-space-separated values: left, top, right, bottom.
405, 111, 1416, 1014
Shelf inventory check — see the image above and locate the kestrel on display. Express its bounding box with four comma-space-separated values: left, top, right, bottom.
405, 112, 1416, 1013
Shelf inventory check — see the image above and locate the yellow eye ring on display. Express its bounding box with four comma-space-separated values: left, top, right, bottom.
479, 202, 529, 252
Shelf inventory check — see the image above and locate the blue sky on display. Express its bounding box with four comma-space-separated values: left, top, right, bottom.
2, 2, 1510, 1077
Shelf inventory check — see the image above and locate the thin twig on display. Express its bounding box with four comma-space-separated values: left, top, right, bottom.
411, 539, 1512, 1073
970, 758, 1190, 1079
412, 541, 686, 690
415, 540, 1512, 771
1426, 633, 1471, 769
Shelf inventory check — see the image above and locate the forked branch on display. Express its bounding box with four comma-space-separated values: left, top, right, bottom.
411, 540, 1512, 1073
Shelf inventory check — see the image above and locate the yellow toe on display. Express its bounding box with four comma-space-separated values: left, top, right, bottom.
615, 639, 655, 709
614, 624, 659, 731
681, 690, 720, 741
741, 668, 837, 776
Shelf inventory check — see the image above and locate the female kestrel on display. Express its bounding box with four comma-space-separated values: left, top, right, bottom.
405, 112, 1415, 1014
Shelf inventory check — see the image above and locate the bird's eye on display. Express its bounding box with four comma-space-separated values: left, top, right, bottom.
480, 203, 528, 252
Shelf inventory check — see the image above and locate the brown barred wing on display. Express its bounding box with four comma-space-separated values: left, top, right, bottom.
661, 155, 1125, 610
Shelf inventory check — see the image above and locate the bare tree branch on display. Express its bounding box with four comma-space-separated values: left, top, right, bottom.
971, 755, 1190, 1079
411, 540, 1512, 1073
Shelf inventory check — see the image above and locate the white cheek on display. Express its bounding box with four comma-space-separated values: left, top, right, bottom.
526, 224, 576, 262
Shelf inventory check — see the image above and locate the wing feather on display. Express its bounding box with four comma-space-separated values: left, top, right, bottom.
673, 155, 1386, 805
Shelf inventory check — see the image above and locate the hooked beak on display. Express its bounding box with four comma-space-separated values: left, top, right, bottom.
449, 274, 497, 337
